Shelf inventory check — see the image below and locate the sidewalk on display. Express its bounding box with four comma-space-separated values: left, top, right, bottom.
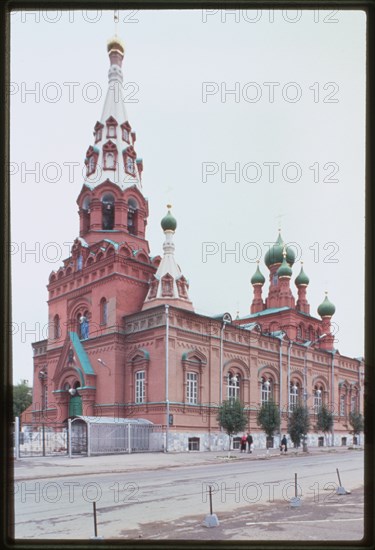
13, 446, 360, 481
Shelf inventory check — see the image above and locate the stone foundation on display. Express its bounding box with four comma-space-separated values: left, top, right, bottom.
165, 431, 363, 452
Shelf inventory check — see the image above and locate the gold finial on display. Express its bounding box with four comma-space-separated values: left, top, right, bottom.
301, 260, 304, 265
167, 203, 172, 210
256, 260, 260, 265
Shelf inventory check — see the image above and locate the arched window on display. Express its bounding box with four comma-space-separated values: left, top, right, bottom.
340, 393, 346, 417
297, 324, 303, 340
121, 121, 131, 143
88, 156, 95, 173
186, 372, 198, 404
106, 152, 115, 168
78, 311, 90, 340
161, 274, 173, 297
123, 146, 136, 176
103, 141, 118, 171
53, 314, 61, 340
313, 385, 323, 411
82, 196, 91, 233
85, 146, 98, 177
106, 116, 118, 139
94, 121, 104, 143
100, 298, 108, 325
127, 197, 138, 235
135, 371, 145, 403
77, 255, 83, 271
102, 193, 115, 230
351, 394, 357, 414
261, 377, 272, 404
227, 372, 240, 401
289, 382, 299, 412
126, 156, 135, 175
308, 326, 315, 341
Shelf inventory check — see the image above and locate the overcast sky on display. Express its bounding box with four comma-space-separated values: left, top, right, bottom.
10, 9, 366, 384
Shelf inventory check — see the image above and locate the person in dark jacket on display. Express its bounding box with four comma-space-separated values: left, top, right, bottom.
240, 434, 247, 452
247, 433, 253, 453
280, 435, 288, 454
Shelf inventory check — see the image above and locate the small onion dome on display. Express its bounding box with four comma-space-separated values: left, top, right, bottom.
107, 35, 125, 54
317, 293, 336, 317
251, 263, 265, 285
265, 232, 296, 268
295, 264, 309, 286
277, 255, 292, 278
161, 204, 177, 231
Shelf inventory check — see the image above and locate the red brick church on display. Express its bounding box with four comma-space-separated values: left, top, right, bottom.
25, 34, 364, 451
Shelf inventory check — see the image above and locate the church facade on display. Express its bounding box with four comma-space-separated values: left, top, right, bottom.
25, 34, 364, 451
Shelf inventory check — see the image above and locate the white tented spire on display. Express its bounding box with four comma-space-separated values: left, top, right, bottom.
83, 36, 143, 191
143, 206, 194, 311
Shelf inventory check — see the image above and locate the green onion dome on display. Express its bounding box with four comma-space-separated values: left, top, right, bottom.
295, 264, 309, 286
161, 204, 177, 231
317, 293, 336, 317
277, 255, 293, 278
265, 232, 296, 268
251, 262, 266, 285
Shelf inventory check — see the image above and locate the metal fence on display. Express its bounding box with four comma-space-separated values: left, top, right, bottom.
14, 416, 164, 458
16, 419, 68, 457
69, 417, 164, 456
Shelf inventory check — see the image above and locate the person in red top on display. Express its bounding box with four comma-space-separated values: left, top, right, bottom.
240, 434, 247, 452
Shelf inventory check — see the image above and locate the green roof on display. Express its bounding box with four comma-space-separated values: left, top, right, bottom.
161, 209, 177, 231
251, 264, 266, 285
69, 332, 95, 375
277, 256, 292, 278
317, 295, 336, 317
295, 265, 309, 286
264, 232, 296, 268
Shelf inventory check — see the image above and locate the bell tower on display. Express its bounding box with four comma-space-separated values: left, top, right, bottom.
36, 31, 159, 422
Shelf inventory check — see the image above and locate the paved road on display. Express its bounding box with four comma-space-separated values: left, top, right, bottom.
14, 451, 364, 541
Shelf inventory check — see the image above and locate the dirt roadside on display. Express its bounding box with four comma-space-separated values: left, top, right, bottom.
115, 486, 365, 541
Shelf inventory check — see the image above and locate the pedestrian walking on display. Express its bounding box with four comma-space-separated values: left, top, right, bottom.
280, 435, 288, 454
240, 434, 247, 452
246, 433, 253, 453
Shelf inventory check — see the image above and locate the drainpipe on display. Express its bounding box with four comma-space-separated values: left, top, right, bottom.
357, 359, 364, 446
165, 304, 170, 453
330, 350, 336, 447
68, 418, 72, 459
219, 323, 225, 405
279, 339, 283, 443
287, 341, 293, 415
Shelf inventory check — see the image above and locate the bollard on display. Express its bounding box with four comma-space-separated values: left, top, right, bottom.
290, 473, 301, 507
336, 468, 351, 495
90, 501, 104, 540
202, 485, 220, 527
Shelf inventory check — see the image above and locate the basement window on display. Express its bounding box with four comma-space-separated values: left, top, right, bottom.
188, 437, 200, 451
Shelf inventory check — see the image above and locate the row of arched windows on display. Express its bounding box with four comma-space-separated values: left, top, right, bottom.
297, 324, 321, 342
94, 118, 133, 145
52, 299, 109, 341
85, 143, 136, 178
131, 369, 358, 413
82, 193, 138, 232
